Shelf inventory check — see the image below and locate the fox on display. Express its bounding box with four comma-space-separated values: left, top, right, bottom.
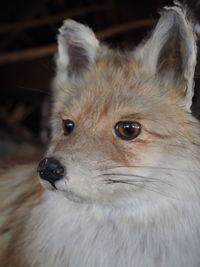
1, 2, 200, 267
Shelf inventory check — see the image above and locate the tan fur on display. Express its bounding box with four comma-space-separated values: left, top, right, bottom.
0, 163, 44, 266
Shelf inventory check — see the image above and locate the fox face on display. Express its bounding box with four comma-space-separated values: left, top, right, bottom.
38, 4, 200, 207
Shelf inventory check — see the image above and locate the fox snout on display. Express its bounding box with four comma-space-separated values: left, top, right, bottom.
37, 157, 65, 188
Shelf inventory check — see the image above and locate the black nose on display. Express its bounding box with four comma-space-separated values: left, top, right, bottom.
37, 157, 65, 187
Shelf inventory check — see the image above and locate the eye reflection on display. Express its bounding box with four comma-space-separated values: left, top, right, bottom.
62, 119, 75, 136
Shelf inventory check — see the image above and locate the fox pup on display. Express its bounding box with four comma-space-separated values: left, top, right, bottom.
1, 3, 200, 267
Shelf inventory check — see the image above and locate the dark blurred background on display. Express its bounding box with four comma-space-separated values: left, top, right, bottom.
0, 0, 200, 161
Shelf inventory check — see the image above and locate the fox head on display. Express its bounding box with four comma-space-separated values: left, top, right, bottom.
38, 4, 200, 208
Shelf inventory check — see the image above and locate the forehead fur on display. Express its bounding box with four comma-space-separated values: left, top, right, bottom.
54, 46, 185, 125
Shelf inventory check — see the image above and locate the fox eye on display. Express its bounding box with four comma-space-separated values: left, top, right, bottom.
114, 121, 141, 141
62, 119, 74, 136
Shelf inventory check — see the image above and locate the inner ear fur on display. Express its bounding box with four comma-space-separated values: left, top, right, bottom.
157, 20, 184, 76
55, 19, 99, 83
156, 10, 194, 81
134, 3, 197, 111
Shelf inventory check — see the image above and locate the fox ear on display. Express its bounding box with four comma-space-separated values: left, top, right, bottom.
55, 19, 99, 83
135, 4, 197, 111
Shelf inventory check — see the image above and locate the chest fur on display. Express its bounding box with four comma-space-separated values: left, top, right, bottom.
20, 193, 200, 267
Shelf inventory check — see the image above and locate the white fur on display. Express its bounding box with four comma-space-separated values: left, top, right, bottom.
20, 147, 200, 267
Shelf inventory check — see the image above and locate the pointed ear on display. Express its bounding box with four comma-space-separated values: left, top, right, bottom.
55, 19, 99, 83
135, 3, 197, 111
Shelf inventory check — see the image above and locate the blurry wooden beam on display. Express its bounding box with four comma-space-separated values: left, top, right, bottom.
0, 45, 56, 64
0, 0, 51, 50
0, 18, 156, 64
97, 18, 155, 39
0, 3, 112, 33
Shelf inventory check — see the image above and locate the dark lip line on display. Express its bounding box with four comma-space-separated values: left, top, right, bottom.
40, 175, 70, 190
49, 175, 70, 190
50, 181, 57, 189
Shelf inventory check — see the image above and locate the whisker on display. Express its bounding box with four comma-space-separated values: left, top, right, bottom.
136, 184, 178, 200
98, 173, 173, 187
105, 179, 136, 184
100, 165, 193, 173
104, 178, 177, 200
102, 173, 147, 178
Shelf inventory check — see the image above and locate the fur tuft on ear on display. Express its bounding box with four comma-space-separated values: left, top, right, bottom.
55, 19, 99, 83
135, 2, 197, 112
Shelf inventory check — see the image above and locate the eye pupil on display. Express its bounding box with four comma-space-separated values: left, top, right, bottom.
62, 119, 74, 136
124, 123, 133, 135
114, 121, 141, 141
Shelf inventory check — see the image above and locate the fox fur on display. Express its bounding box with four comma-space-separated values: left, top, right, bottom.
1, 3, 200, 267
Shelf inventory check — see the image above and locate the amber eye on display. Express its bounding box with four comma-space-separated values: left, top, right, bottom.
62, 119, 74, 136
114, 121, 141, 141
